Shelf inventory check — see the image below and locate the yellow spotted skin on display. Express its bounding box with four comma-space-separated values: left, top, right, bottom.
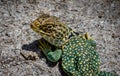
62, 36, 100, 76
31, 14, 118, 76
31, 14, 72, 47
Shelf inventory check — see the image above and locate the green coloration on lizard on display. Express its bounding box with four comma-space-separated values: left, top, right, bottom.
31, 14, 117, 76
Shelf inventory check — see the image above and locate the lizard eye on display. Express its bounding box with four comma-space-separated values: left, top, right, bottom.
47, 25, 52, 28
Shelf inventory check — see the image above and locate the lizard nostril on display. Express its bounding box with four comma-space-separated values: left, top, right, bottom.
30, 24, 34, 28
31, 23, 36, 28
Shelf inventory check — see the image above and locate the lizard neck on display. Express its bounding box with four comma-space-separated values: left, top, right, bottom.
68, 31, 79, 39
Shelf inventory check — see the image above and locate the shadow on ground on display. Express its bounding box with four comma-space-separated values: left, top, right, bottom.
21, 39, 67, 76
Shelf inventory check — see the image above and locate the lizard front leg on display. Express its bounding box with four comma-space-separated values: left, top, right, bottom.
38, 38, 62, 62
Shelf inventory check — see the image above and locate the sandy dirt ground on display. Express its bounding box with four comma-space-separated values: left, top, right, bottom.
0, 0, 120, 76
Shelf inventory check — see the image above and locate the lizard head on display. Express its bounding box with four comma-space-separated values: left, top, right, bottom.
31, 14, 70, 46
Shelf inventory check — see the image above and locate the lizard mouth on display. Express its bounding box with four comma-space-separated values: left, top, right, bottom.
30, 19, 41, 29
30, 23, 36, 29
30, 22, 40, 33
31, 24, 36, 30
30, 21, 46, 34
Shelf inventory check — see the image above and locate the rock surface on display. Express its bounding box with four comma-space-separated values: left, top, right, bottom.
0, 0, 120, 76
